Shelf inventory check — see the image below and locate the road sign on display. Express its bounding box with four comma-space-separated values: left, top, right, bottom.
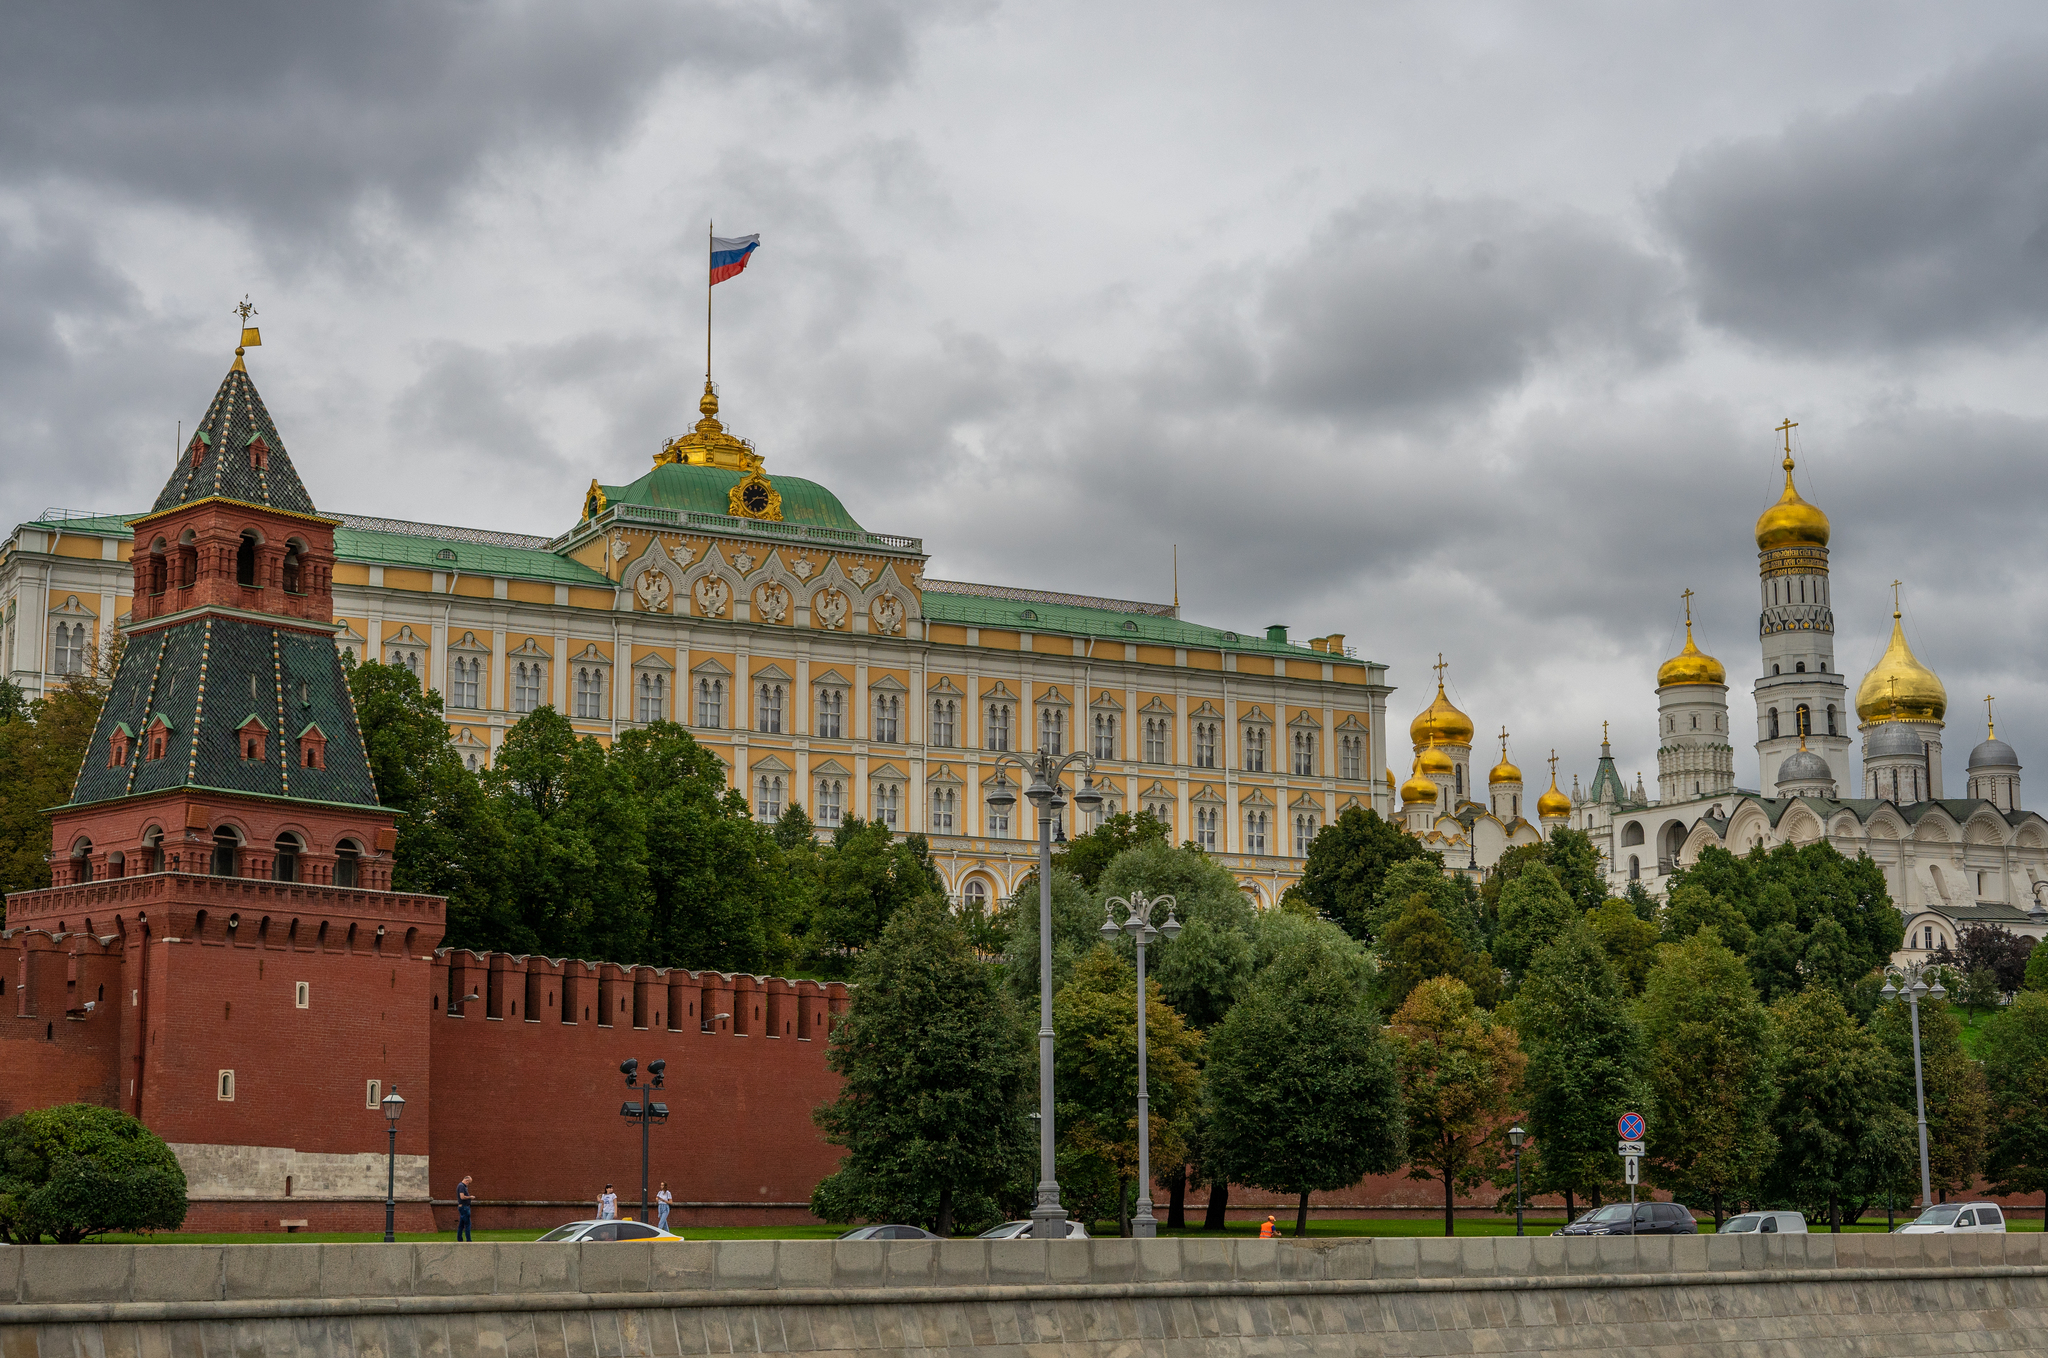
1624, 1155, 1640, 1185
1618, 1111, 1645, 1140
1618, 1139, 1645, 1155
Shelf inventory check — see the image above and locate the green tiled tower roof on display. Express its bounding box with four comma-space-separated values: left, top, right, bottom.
71, 617, 382, 812
149, 362, 319, 516
595, 464, 865, 534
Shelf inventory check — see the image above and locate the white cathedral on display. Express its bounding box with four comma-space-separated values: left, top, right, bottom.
1557, 437, 2048, 968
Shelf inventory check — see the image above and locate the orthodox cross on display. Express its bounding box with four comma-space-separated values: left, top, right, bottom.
1433, 653, 1448, 688
1986, 695, 1997, 738
1681, 587, 1694, 624
1499, 726, 1510, 762
1776, 418, 1797, 454
1548, 750, 1558, 783
1892, 579, 1902, 613
1602, 720, 1610, 746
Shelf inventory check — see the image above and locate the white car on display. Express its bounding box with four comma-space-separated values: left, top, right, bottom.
977, 1219, 1091, 1240
535, 1219, 685, 1242
1719, 1211, 1807, 1234
1894, 1203, 2007, 1234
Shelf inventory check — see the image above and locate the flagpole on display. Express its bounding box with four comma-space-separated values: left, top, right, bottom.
706, 220, 714, 385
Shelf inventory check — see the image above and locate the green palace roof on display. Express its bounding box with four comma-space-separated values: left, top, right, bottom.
595, 463, 866, 534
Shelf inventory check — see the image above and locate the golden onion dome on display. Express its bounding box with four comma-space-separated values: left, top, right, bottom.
1754, 455, 1830, 551
1855, 611, 1947, 724
1409, 680, 1475, 748
1536, 777, 1572, 819
1418, 742, 1455, 775
1489, 758, 1523, 786
1385, 767, 1397, 792
1657, 618, 1727, 688
1400, 760, 1440, 806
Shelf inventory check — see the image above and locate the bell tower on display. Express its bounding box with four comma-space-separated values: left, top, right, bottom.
1751, 421, 1851, 793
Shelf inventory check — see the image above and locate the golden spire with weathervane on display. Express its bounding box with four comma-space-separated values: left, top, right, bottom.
231, 296, 261, 373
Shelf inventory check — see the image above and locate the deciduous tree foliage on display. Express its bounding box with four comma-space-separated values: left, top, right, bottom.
1667, 843, 1902, 1003
0, 664, 115, 903
1054, 810, 1170, 889
1295, 806, 1438, 942
1051, 947, 1205, 1236
1514, 918, 1647, 1213
1370, 859, 1484, 952
1584, 897, 1659, 996
1982, 991, 2048, 1213
1097, 839, 1257, 1031
1374, 897, 1500, 1013
1490, 865, 1577, 985
1391, 977, 1526, 1237
810, 897, 1033, 1236
1204, 919, 1405, 1236
0, 1104, 187, 1243
1639, 930, 1778, 1227
1763, 985, 1913, 1230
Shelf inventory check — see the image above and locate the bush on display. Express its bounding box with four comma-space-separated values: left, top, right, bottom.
0, 1104, 188, 1243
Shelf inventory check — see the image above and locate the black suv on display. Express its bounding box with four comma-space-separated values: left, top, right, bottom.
1554, 1202, 1697, 1236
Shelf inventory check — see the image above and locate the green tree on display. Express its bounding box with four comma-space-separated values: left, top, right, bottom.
1662, 882, 1753, 955
1491, 865, 1577, 984
1295, 806, 1438, 941
1203, 921, 1405, 1235
1871, 994, 1990, 1199
347, 660, 510, 945
1052, 947, 1205, 1235
1375, 897, 1501, 1013
1638, 930, 1778, 1226
1585, 897, 1659, 996
1764, 985, 1910, 1230
0, 1104, 187, 1243
1669, 843, 1902, 1003
1982, 991, 2048, 1218
1055, 810, 1170, 888
1514, 918, 1647, 1216
801, 818, 945, 971
0, 667, 113, 900
1369, 858, 1484, 951
1542, 827, 1608, 915
2027, 939, 2048, 993
1391, 977, 1526, 1236
771, 802, 817, 850
810, 897, 1033, 1235
611, 721, 799, 974
1002, 867, 1105, 1008
1097, 839, 1258, 1030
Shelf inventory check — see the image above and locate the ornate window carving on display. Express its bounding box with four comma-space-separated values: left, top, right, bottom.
696, 677, 725, 728
636, 672, 667, 722
757, 682, 785, 733
985, 702, 1012, 751
755, 773, 785, 821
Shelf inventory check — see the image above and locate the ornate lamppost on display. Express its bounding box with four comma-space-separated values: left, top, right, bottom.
380, 1087, 405, 1243
1879, 962, 1945, 1209
987, 748, 1103, 1239
1101, 890, 1182, 1238
1507, 1124, 1526, 1237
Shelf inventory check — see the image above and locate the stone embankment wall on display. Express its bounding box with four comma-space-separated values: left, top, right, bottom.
3, 1234, 2046, 1355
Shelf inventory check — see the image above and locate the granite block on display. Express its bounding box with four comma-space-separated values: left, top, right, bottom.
415, 1242, 499, 1296
128, 1246, 224, 1303
647, 1241, 716, 1292
221, 1244, 320, 1301
705, 1240, 773, 1290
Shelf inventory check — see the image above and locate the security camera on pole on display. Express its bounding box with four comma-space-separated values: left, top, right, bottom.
1617, 1111, 1646, 1237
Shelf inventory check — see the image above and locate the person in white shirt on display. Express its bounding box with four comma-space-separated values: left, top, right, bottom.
597, 1185, 618, 1221
656, 1182, 674, 1231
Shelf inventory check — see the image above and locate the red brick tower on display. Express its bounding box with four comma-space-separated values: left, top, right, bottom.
2, 333, 445, 1230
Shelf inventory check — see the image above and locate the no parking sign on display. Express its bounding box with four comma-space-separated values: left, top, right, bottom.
1618, 1111, 1645, 1141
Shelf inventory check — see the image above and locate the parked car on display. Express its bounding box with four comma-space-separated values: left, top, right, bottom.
1718, 1211, 1807, 1234
1554, 1202, 1698, 1236
835, 1224, 943, 1240
1895, 1203, 2008, 1234
534, 1220, 684, 1242
976, 1219, 1092, 1240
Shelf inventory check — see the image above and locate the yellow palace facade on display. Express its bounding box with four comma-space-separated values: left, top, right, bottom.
0, 368, 1392, 907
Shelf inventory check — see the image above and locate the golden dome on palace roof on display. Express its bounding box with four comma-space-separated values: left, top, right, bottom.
1400, 760, 1440, 806
1657, 619, 1727, 688
1410, 679, 1475, 748
1536, 777, 1572, 819
1856, 611, 1947, 724
1754, 455, 1831, 551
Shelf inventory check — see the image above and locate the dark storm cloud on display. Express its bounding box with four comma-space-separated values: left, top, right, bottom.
0, 0, 945, 239
1661, 48, 2048, 351
1247, 198, 1682, 418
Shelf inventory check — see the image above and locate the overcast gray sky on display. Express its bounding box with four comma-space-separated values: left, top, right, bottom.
8, 0, 2048, 795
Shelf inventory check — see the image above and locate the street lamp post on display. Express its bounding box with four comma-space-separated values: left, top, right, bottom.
1507, 1125, 1526, 1237
1880, 962, 1946, 1209
1101, 890, 1182, 1238
619, 1058, 669, 1223
380, 1087, 405, 1243
987, 748, 1102, 1240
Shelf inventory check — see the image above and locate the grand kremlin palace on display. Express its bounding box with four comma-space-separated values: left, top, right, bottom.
0, 370, 1393, 908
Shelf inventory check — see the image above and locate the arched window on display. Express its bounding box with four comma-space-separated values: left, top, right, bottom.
963, 879, 989, 914
985, 703, 1011, 751
1093, 713, 1117, 760
236, 531, 259, 587
1146, 718, 1171, 764
142, 827, 163, 874
873, 781, 900, 827
514, 662, 543, 714
696, 677, 723, 728
1768, 708, 1780, 739
335, 839, 360, 888
1796, 704, 1811, 738
755, 774, 784, 822
1038, 706, 1065, 755
211, 827, 241, 878
573, 666, 604, 719
148, 540, 168, 595
282, 541, 304, 594
273, 832, 301, 883
756, 683, 783, 733
817, 778, 844, 827
929, 786, 957, 833
637, 672, 666, 723
1825, 704, 1837, 736
1690, 714, 1698, 730
449, 657, 480, 709
1622, 822, 1645, 846
817, 688, 844, 738
1629, 855, 1640, 882
1194, 722, 1218, 769
1795, 661, 1806, 673
1293, 731, 1316, 777
71, 837, 93, 884
875, 694, 900, 743
931, 698, 957, 747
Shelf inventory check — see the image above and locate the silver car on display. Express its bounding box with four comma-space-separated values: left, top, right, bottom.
535, 1219, 684, 1242
1895, 1203, 2007, 1234
1719, 1211, 1807, 1234
977, 1219, 1091, 1240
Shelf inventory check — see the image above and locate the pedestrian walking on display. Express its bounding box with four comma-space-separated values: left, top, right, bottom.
656, 1182, 673, 1232
1259, 1215, 1277, 1239
456, 1176, 475, 1242
598, 1185, 619, 1221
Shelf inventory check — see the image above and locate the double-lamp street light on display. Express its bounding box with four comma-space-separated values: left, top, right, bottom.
987, 746, 1103, 1240
1101, 890, 1181, 1238
1879, 962, 1945, 1211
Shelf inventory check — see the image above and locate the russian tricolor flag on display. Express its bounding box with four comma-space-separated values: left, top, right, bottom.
710, 234, 761, 285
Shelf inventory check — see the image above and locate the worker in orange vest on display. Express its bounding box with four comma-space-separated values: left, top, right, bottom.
1259, 1215, 1277, 1238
